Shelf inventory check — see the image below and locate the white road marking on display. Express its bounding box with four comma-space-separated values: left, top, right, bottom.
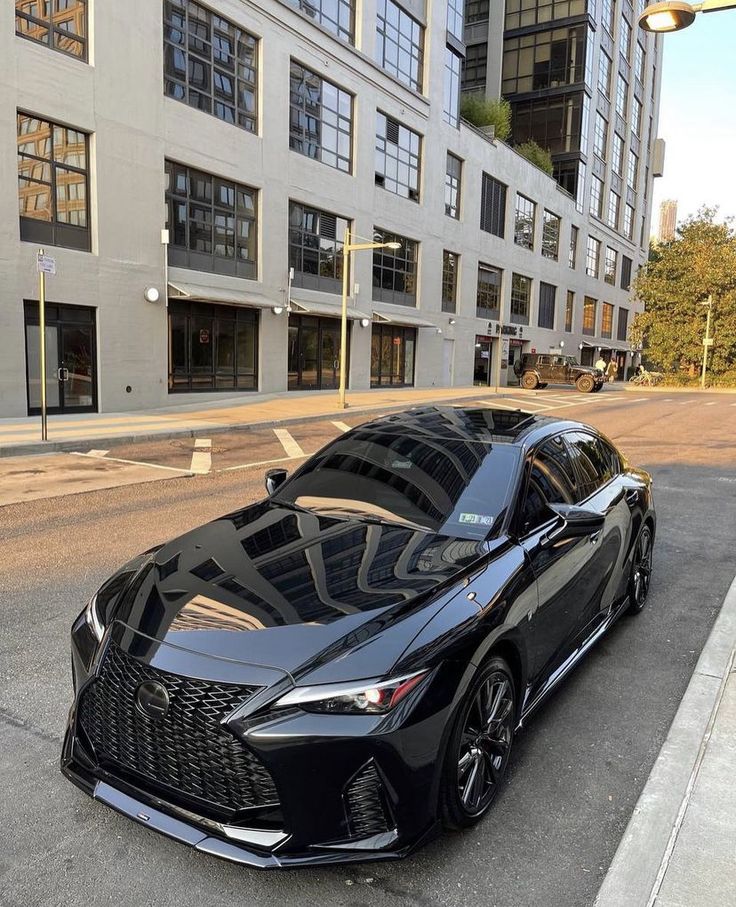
705, 401, 717, 406
219, 454, 297, 473
627, 398, 648, 402
86, 449, 109, 458
190, 438, 212, 475
71, 452, 193, 474
331, 421, 352, 433
274, 428, 305, 458
679, 400, 692, 405
500, 397, 555, 411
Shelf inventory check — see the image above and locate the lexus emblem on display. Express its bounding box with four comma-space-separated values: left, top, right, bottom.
135, 681, 170, 723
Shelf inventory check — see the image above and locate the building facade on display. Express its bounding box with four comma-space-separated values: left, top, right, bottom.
1, 0, 662, 417
657, 198, 677, 243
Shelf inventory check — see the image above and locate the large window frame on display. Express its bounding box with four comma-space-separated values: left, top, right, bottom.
17, 112, 90, 252
285, 0, 355, 44
16, 0, 87, 60
538, 282, 556, 330
164, 0, 258, 133
288, 201, 349, 294
601, 302, 614, 338
590, 175, 604, 219
514, 193, 536, 250
542, 210, 560, 260
444, 47, 462, 127
582, 296, 597, 335
502, 25, 587, 94
476, 263, 502, 320
585, 235, 601, 278
370, 324, 416, 387
617, 306, 629, 341
510, 273, 532, 325
593, 112, 608, 160
463, 42, 487, 88
445, 153, 462, 219
289, 60, 353, 173
442, 251, 459, 314
569, 224, 579, 268
375, 0, 424, 92
480, 173, 507, 238
372, 229, 418, 308
375, 112, 421, 202
565, 290, 574, 332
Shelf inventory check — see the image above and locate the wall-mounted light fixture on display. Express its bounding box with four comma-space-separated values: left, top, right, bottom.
448, 318, 456, 325
436, 328, 443, 335
560, 340, 565, 348
144, 287, 160, 303
359, 317, 370, 328
272, 305, 284, 315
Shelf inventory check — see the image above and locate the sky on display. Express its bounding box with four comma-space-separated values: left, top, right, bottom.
651, 15, 736, 231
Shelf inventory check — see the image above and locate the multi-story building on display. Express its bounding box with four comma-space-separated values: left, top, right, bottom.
657, 198, 677, 243
1, 0, 662, 417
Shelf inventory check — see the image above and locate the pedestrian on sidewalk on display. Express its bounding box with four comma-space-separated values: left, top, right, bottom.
595, 355, 606, 372
606, 359, 618, 383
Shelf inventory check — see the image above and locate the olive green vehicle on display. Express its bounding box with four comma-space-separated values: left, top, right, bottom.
513, 353, 605, 393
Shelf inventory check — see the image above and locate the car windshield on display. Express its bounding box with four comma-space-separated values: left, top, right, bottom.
566, 356, 580, 366
274, 429, 519, 540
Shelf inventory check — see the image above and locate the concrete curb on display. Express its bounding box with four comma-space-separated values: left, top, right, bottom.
619, 384, 736, 394
594, 573, 736, 907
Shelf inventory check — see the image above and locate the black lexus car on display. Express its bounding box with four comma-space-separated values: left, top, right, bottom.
62, 406, 655, 869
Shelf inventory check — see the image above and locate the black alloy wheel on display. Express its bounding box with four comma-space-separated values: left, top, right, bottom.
441, 657, 516, 829
628, 525, 653, 614
576, 375, 595, 393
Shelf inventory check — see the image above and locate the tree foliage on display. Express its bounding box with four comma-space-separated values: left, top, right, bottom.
514, 140, 554, 176
460, 95, 512, 141
631, 209, 736, 381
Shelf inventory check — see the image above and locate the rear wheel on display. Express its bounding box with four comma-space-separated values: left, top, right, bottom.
593, 383, 603, 392
440, 657, 516, 830
576, 375, 595, 393
628, 525, 653, 614
538, 383, 548, 389
521, 372, 539, 390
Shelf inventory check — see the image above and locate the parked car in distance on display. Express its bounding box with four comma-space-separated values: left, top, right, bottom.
514, 354, 605, 392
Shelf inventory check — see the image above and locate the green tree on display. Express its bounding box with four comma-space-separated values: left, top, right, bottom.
631, 209, 736, 381
514, 140, 554, 176
460, 95, 511, 141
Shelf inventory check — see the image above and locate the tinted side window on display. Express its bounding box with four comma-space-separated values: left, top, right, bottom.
565, 431, 613, 500
521, 437, 578, 534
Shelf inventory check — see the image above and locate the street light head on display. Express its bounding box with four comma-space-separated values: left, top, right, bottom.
638, 1, 697, 32
385, 242, 402, 250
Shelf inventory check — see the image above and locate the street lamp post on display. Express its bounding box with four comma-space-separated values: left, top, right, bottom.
638, 0, 736, 31
338, 231, 400, 409
701, 295, 713, 389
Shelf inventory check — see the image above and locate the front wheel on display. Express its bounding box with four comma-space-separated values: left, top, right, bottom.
521, 372, 539, 390
440, 657, 516, 830
576, 375, 595, 393
628, 525, 653, 614
593, 383, 603, 392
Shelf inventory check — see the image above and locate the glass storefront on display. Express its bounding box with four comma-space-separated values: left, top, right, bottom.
287, 314, 346, 390
370, 324, 416, 387
473, 335, 496, 386
168, 299, 258, 392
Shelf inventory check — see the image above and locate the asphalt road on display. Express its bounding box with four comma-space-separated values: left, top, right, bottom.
1, 388, 735, 907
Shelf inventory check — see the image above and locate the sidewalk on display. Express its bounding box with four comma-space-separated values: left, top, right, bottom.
0, 385, 495, 456
595, 574, 736, 907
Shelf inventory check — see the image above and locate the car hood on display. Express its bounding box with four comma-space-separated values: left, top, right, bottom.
575, 365, 602, 375
111, 500, 490, 682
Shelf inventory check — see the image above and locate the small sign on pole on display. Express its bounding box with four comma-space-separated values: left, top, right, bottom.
36, 252, 56, 275
703, 338, 714, 347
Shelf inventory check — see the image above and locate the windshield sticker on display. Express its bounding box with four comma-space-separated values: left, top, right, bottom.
458, 513, 494, 526
390, 459, 414, 470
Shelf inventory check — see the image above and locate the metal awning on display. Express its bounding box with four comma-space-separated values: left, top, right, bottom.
289, 299, 370, 321
168, 281, 275, 310
372, 310, 436, 328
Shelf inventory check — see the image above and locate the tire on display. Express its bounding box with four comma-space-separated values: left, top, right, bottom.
538, 383, 548, 389
521, 372, 539, 390
628, 524, 654, 614
440, 657, 516, 830
593, 383, 603, 392
576, 375, 595, 393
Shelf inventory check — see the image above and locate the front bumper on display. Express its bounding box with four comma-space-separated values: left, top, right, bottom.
62, 617, 449, 868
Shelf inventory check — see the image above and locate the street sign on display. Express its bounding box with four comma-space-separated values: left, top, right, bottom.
36, 253, 56, 275
703, 338, 714, 347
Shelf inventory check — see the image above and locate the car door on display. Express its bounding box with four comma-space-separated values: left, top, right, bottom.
516, 435, 606, 698
563, 431, 630, 628
548, 356, 567, 385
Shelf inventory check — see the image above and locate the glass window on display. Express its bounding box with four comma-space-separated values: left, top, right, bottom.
623, 204, 635, 240
601, 0, 614, 34
16, 0, 87, 58
502, 25, 587, 94
442, 251, 459, 313
444, 48, 462, 127
621, 255, 632, 290
612, 132, 624, 175
582, 295, 597, 334
520, 437, 578, 535
375, 112, 421, 201
514, 193, 536, 250
168, 298, 258, 392
590, 175, 604, 218
565, 290, 574, 332
463, 43, 487, 89
635, 41, 646, 83
476, 264, 502, 319
620, 18, 632, 60
370, 324, 416, 387
165, 160, 257, 277
615, 73, 628, 118
542, 210, 560, 260
285, 0, 355, 43
505, 0, 586, 28
466, 0, 489, 23
510, 273, 531, 325
447, 0, 464, 40
565, 431, 616, 499
445, 153, 462, 219
593, 112, 608, 160
538, 282, 556, 329
289, 60, 353, 173
601, 302, 614, 337
627, 149, 638, 189
569, 224, 578, 268
372, 229, 418, 307
480, 173, 506, 238
512, 92, 588, 156
598, 50, 612, 96
375, 0, 424, 92
164, 0, 258, 133
288, 202, 349, 293
632, 97, 643, 136
617, 306, 629, 341
17, 112, 90, 251
607, 190, 620, 230
585, 236, 600, 278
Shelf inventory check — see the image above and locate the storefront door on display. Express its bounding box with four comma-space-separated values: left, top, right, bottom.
473, 336, 493, 386
288, 315, 346, 390
506, 340, 523, 386
24, 302, 97, 414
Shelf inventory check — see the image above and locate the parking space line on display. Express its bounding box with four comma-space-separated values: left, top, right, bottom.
500, 397, 555, 411
190, 438, 212, 475
86, 449, 109, 458
331, 421, 351, 433
71, 452, 193, 475
274, 428, 305, 458
219, 454, 297, 473
705, 402, 717, 406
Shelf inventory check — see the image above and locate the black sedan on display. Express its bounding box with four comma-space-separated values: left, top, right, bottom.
62, 406, 655, 868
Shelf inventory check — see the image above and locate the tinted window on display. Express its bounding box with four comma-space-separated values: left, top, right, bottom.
275, 431, 519, 540
521, 437, 577, 534
565, 431, 615, 500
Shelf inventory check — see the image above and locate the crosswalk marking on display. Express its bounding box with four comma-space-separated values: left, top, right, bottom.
86, 449, 109, 458
331, 421, 352, 433
274, 428, 305, 458
705, 401, 717, 406
190, 438, 212, 474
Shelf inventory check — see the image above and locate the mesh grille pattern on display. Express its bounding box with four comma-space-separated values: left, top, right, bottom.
344, 762, 392, 838
78, 643, 278, 813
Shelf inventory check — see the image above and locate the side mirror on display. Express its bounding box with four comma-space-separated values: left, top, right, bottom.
265, 468, 288, 496
541, 503, 605, 548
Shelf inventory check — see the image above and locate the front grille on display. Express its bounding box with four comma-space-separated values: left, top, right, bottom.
343, 761, 392, 838
77, 642, 278, 814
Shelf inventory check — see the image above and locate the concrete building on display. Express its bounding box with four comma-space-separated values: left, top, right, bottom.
657, 198, 677, 243
1, 0, 662, 417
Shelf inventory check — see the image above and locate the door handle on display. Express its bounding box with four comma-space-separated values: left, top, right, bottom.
589, 528, 603, 545
57, 367, 69, 381
625, 489, 639, 505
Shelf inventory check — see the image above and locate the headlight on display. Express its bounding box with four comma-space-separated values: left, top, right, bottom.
83, 570, 137, 642
273, 670, 429, 715
84, 592, 105, 641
